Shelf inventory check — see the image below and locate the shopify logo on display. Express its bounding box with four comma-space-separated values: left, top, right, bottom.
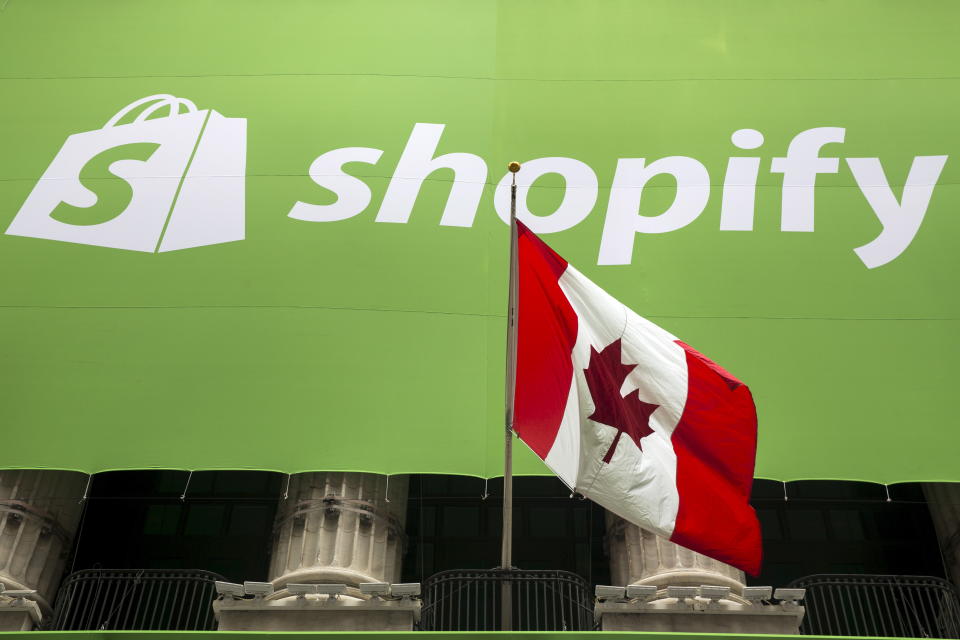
291, 124, 948, 269
7, 94, 246, 252
7, 95, 948, 269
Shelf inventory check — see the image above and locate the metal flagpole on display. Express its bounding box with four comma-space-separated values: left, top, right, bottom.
501, 160, 521, 630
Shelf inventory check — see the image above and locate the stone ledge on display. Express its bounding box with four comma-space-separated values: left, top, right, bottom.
596, 598, 803, 634
0, 601, 42, 632
213, 597, 420, 631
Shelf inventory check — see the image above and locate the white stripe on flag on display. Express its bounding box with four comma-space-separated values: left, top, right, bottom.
555, 265, 688, 536
543, 377, 582, 489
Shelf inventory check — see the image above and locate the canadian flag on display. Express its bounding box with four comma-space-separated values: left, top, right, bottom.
512, 221, 761, 575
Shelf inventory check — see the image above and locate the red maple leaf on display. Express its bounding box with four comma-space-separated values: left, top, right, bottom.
583, 339, 659, 463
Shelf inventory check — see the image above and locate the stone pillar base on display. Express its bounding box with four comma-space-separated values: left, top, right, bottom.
596, 598, 803, 634
606, 513, 746, 593
0, 601, 42, 631
213, 597, 419, 631
270, 473, 408, 590
0, 470, 87, 613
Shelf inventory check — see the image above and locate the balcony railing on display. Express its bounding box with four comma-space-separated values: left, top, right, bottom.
420, 568, 593, 631
50, 568, 225, 631
787, 574, 960, 638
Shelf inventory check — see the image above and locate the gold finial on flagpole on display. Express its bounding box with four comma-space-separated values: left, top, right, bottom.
508, 161, 521, 173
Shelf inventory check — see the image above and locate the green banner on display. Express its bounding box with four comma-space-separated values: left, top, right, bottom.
1, 1, 957, 483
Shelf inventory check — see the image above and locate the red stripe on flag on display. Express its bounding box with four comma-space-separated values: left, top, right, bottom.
670, 341, 762, 576
514, 221, 579, 458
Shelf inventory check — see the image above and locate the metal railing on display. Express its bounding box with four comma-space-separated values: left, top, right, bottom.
420, 568, 593, 631
50, 568, 225, 630
787, 574, 960, 638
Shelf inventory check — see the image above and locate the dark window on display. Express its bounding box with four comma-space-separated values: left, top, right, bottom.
401, 475, 610, 587
749, 480, 944, 587
67, 470, 282, 582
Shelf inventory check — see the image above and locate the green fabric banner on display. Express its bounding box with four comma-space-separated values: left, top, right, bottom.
1, 1, 957, 482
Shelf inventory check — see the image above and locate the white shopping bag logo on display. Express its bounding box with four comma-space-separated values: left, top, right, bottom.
6, 94, 246, 252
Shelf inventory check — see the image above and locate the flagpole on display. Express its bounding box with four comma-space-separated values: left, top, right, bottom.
501, 160, 521, 630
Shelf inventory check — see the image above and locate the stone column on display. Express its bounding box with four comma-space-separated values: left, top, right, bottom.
0, 470, 87, 612
600, 512, 802, 633
923, 483, 960, 590
606, 512, 745, 592
269, 472, 408, 591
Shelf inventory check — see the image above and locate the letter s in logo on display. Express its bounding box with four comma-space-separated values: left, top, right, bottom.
49, 143, 161, 226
